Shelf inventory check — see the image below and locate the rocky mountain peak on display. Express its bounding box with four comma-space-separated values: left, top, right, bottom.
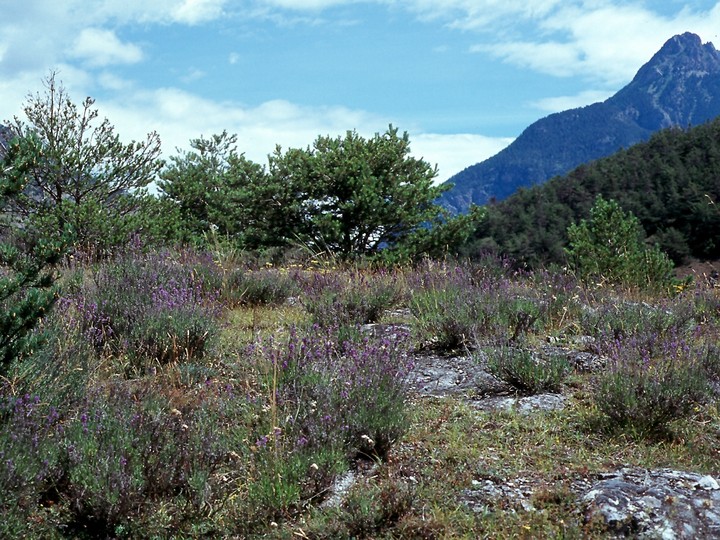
439, 32, 720, 213
633, 32, 720, 85
611, 33, 720, 129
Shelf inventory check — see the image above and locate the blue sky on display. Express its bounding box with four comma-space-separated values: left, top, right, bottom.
2, 1, 720, 183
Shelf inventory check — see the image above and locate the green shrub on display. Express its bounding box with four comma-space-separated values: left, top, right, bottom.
591, 332, 709, 435
566, 196, 675, 291
0, 135, 67, 375
223, 267, 299, 307
72, 250, 221, 374
409, 274, 546, 350
486, 347, 569, 394
303, 271, 404, 328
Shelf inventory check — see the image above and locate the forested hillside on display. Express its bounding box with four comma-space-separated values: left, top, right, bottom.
463, 118, 720, 266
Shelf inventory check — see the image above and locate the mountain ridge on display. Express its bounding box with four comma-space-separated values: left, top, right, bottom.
440, 32, 720, 214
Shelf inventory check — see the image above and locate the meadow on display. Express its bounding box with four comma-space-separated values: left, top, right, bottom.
2, 246, 720, 538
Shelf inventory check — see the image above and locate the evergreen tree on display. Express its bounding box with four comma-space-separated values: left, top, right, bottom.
0, 135, 65, 375
566, 196, 674, 290
7, 72, 162, 254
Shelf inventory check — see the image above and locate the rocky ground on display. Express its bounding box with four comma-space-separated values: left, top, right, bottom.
325, 320, 720, 538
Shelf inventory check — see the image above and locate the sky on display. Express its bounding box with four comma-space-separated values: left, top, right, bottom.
1, 1, 720, 184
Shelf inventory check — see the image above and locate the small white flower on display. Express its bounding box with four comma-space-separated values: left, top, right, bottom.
361, 434, 375, 446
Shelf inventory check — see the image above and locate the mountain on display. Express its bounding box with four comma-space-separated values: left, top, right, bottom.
463, 116, 720, 267
440, 32, 720, 214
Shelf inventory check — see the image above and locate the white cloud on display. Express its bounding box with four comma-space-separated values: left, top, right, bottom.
3, 0, 720, 191
468, 2, 720, 86
95, 88, 389, 162
411, 133, 514, 183
260, 0, 357, 10
180, 68, 207, 83
472, 40, 583, 78
72, 28, 143, 67
86, 87, 503, 185
173, 0, 226, 24
396, 0, 562, 29
531, 90, 614, 114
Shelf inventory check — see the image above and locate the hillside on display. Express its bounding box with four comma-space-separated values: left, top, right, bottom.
440, 32, 720, 214
462, 116, 720, 266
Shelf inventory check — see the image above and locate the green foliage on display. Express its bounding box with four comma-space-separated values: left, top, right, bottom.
7, 72, 162, 255
268, 126, 451, 259
222, 267, 300, 307
592, 346, 709, 436
486, 347, 569, 394
409, 262, 548, 351
0, 134, 65, 375
566, 196, 674, 290
465, 119, 720, 267
159, 126, 469, 260
302, 270, 404, 328
158, 131, 271, 248
72, 250, 221, 374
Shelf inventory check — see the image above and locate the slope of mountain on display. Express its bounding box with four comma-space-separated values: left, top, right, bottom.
440, 32, 720, 214
463, 116, 720, 266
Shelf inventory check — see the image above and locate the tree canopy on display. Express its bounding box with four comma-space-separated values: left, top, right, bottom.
463, 119, 720, 267
6, 72, 162, 253
0, 134, 65, 374
159, 126, 471, 260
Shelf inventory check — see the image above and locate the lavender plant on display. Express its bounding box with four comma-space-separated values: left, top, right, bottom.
486, 347, 570, 394
591, 329, 710, 434
222, 267, 299, 307
253, 325, 414, 459
0, 393, 64, 524
581, 297, 696, 347
409, 263, 547, 350
69, 250, 222, 373
302, 270, 404, 328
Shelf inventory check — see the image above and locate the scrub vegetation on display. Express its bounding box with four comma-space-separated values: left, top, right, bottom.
1, 73, 719, 538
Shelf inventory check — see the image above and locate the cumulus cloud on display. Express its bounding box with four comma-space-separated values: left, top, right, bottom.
85, 87, 501, 184
72, 29, 143, 67
3, 0, 720, 189
95, 88, 388, 162
468, 2, 720, 86
172, 0, 226, 24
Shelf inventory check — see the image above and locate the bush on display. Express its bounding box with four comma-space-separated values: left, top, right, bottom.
6, 302, 95, 407
0, 392, 65, 534
0, 134, 67, 375
0, 380, 255, 538
409, 263, 546, 350
566, 196, 675, 291
581, 298, 696, 347
71, 250, 221, 373
591, 330, 709, 434
222, 267, 299, 307
302, 270, 404, 328
252, 325, 414, 459
486, 347, 569, 394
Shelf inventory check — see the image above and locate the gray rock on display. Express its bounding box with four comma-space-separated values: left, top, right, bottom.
473, 393, 567, 414
408, 353, 512, 398
582, 468, 720, 538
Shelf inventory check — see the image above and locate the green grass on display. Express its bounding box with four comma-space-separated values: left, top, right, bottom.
4, 255, 720, 538
269, 390, 720, 538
